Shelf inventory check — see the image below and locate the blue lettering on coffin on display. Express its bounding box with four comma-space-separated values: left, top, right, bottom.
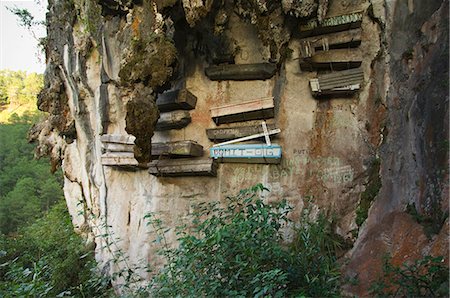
210, 144, 282, 163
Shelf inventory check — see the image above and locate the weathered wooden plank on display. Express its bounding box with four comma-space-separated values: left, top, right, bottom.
299, 11, 363, 38
210, 144, 282, 164
101, 152, 139, 166
100, 134, 135, 144
300, 48, 362, 71
151, 141, 203, 157
310, 67, 364, 97
155, 110, 191, 131
206, 123, 277, 141
148, 158, 217, 177
102, 142, 134, 152
300, 29, 362, 58
156, 89, 197, 112
205, 63, 277, 81
210, 97, 274, 125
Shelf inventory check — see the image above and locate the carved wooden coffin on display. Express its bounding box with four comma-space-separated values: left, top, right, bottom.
156, 89, 197, 112
210, 144, 282, 164
156, 110, 191, 131
152, 141, 203, 157
310, 68, 364, 97
206, 123, 277, 141
148, 158, 218, 177
205, 63, 277, 81
299, 28, 362, 59
300, 48, 362, 71
210, 97, 274, 125
101, 152, 143, 168
299, 11, 363, 38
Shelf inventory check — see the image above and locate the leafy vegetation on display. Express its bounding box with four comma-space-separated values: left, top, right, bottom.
370, 255, 449, 297
0, 113, 62, 235
0, 201, 113, 297
146, 184, 342, 297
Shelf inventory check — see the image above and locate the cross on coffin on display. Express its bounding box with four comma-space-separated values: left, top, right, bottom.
211, 121, 280, 147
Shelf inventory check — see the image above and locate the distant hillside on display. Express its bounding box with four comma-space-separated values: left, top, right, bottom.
0, 70, 43, 123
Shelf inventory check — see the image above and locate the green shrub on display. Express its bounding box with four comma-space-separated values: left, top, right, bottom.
370, 255, 449, 297
146, 184, 342, 297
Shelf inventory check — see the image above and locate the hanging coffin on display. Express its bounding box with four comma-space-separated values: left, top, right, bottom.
309, 67, 364, 97
300, 48, 362, 71
205, 63, 277, 81
148, 158, 218, 177
156, 110, 191, 131
206, 123, 278, 141
101, 152, 148, 169
210, 144, 282, 164
151, 141, 203, 158
210, 97, 274, 125
299, 28, 362, 59
299, 11, 363, 38
156, 89, 197, 112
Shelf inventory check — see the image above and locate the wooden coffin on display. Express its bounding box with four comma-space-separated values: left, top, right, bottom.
148, 158, 218, 177
156, 110, 191, 131
156, 89, 197, 112
152, 141, 203, 157
310, 68, 364, 97
100, 134, 135, 144
299, 11, 363, 38
101, 134, 134, 152
300, 48, 362, 71
101, 152, 143, 168
210, 144, 282, 164
206, 123, 277, 141
299, 29, 362, 59
211, 97, 274, 125
205, 63, 277, 81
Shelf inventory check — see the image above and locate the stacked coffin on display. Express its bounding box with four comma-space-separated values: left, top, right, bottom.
204, 58, 282, 164
101, 134, 140, 169
299, 11, 363, 72
148, 140, 217, 177
149, 88, 217, 177
155, 88, 196, 131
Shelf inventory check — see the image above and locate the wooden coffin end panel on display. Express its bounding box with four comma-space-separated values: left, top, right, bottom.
157, 89, 197, 112
210, 144, 282, 164
155, 110, 191, 131
148, 158, 218, 177
151, 141, 204, 157
205, 63, 277, 81
206, 123, 277, 141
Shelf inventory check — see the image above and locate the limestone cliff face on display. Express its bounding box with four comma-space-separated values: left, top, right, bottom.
31, 0, 448, 294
